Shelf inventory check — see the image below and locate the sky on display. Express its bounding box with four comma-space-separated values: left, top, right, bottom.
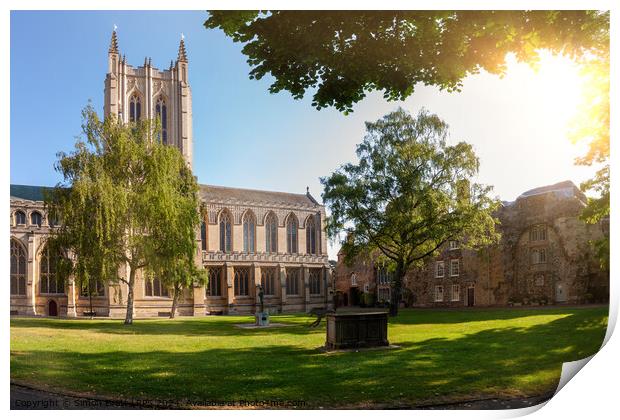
10, 10, 598, 260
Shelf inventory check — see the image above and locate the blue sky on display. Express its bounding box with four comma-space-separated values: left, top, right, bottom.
10, 11, 597, 258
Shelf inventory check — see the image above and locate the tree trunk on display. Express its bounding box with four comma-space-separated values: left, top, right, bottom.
389, 263, 404, 317
170, 285, 181, 319
124, 267, 136, 325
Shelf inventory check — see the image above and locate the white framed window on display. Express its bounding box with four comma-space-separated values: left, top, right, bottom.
434, 285, 444, 302
350, 273, 357, 286
450, 259, 460, 277
449, 240, 459, 250
435, 261, 445, 278
451, 284, 460, 301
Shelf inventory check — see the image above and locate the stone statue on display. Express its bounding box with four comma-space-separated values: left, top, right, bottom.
258, 284, 265, 313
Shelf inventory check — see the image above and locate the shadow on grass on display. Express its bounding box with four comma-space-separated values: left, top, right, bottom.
10, 308, 607, 407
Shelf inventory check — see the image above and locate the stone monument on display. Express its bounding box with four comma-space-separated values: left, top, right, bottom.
255, 285, 270, 326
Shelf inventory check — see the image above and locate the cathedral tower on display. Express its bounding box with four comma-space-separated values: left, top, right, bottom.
103, 30, 193, 167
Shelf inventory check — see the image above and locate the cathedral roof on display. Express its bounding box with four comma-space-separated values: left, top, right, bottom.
10, 184, 53, 202
200, 184, 321, 208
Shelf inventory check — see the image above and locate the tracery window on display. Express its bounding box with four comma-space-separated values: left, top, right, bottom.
219, 211, 232, 253
286, 268, 300, 295
14, 210, 26, 225
39, 245, 65, 295
243, 212, 256, 253
261, 267, 277, 296
145, 277, 169, 297
155, 97, 168, 144
306, 216, 317, 254
207, 266, 222, 297
10, 239, 27, 296
234, 267, 250, 296
80, 279, 105, 297
286, 214, 298, 254
265, 213, 278, 253
309, 269, 321, 295
129, 94, 142, 122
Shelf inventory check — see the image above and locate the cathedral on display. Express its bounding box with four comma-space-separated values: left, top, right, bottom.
10, 32, 332, 317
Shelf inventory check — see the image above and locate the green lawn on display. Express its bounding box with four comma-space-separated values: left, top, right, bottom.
10, 306, 607, 408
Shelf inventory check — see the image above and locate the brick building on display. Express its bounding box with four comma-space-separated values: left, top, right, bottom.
335, 180, 609, 308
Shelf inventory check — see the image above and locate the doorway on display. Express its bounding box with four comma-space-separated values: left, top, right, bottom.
555, 282, 567, 303
466, 287, 475, 307
48, 300, 58, 316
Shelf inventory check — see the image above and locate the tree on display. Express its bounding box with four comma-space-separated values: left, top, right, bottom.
151, 254, 208, 319
570, 55, 609, 270
46, 106, 201, 325
321, 108, 500, 316
205, 11, 609, 113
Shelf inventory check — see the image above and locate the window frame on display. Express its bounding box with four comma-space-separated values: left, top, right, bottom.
451, 284, 460, 301
286, 214, 298, 254
434, 285, 444, 302
242, 212, 256, 253
265, 213, 278, 253
207, 266, 223, 297
234, 267, 251, 297
450, 259, 460, 277
14, 210, 26, 226
219, 211, 232, 253
286, 268, 300, 296
435, 261, 445, 278
10, 239, 27, 296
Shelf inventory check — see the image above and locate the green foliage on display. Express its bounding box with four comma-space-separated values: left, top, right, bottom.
46, 105, 201, 323
321, 108, 500, 314
10, 307, 608, 407
205, 10, 609, 113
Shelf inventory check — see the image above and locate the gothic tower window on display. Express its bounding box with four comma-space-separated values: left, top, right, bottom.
10, 239, 27, 296
155, 97, 168, 144
129, 94, 141, 122
219, 211, 232, 253
265, 212, 278, 253
242, 211, 256, 253
286, 214, 298, 254
306, 216, 317, 255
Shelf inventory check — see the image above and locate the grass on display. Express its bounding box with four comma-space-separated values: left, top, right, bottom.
10, 306, 608, 408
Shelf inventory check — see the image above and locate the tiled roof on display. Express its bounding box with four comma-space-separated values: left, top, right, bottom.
10, 183, 322, 208
10, 184, 53, 202
200, 184, 320, 207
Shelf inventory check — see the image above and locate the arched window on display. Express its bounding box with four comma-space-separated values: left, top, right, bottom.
234, 267, 250, 296
200, 221, 207, 251
155, 97, 168, 144
30, 211, 42, 227
129, 94, 141, 122
242, 212, 256, 253
265, 212, 278, 253
10, 239, 27, 296
145, 277, 169, 297
40, 245, 65, 295
286, 214, 298, 254
306, 216, 317, 254
14, 210, 26, 225
219, 211, 232, 253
